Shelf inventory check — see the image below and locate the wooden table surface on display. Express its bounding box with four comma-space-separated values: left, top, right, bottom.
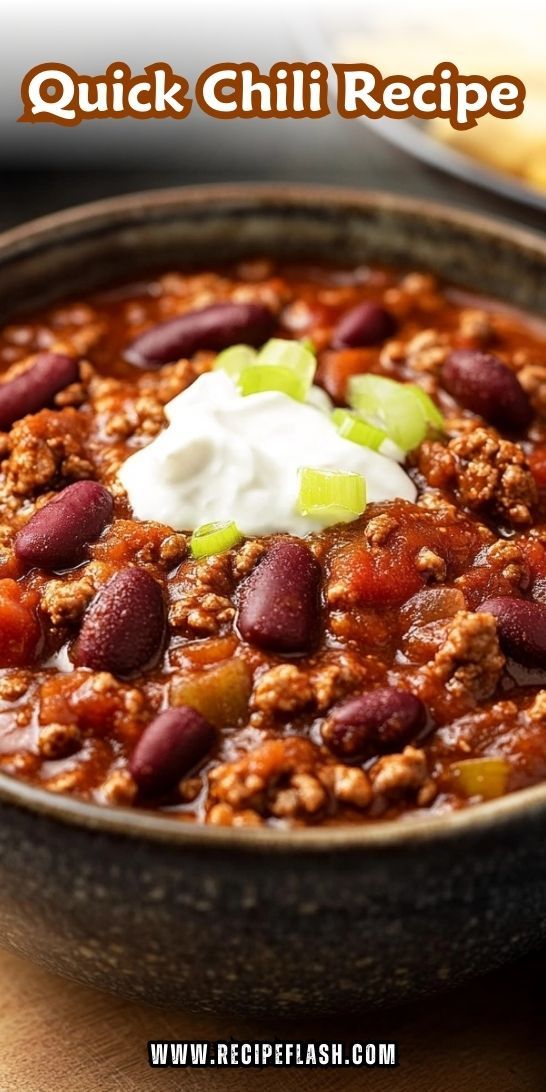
0, 945, 544, 1090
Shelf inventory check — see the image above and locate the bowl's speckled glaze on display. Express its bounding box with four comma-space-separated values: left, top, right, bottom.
0, 186, 546, 1015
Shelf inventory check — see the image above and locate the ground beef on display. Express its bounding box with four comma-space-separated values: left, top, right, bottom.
233, 538, 267, 577
404, 328, 449, 375
206, 803, 266, 827
486, 540, 530, 591
158, 533, 188, 568
51, 320, 106, 359
207, 737, 326, 818
415, 609, 504, 721
310, 651, 371, 710
207, 736, 375, 823
457, 309, 494, 345
0, 671, 30, 701
37, 721, 81, 759
364, 513, 399, 546
517, 363, 546, 418
99, 767, 138, 806
251, 651, 372, 721
169, 553, 235, 636
319, 764, 372, 808
40, 572, 97, 626
526, 691, 546, 725
42, 767, 88, 795
419, 428, 537, 526
416, 547, 447, 582
1, 259, 546, 826
90, 375, 167, 443
3, 408, 93, 500
251, 664, 314, 716
369, 746, 432, 803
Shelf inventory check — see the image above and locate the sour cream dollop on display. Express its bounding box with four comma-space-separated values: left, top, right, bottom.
118, 371, 416, 536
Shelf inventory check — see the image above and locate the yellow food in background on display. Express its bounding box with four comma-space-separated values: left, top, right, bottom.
429, 107, 546, 189
337, 17, 546, 192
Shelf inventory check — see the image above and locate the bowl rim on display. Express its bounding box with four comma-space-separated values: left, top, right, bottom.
3, 180, 546, 259
2, 180, 546, 853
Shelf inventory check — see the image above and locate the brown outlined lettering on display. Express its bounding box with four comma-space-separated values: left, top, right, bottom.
19, 59, 525, 130
334, 61, 525, 130
195, 62, 330, 119
19, 61, 192, 125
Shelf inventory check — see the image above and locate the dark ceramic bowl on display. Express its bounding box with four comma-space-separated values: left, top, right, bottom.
0, 186, 546, 1016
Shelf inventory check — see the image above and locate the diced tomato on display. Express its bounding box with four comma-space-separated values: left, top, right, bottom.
92, 519, 168, 566
458, 566, 518, 611
317, 348, 375, 403
180, 636, 238, 667
529, 448, 546, 490
522, 538, 546, 579
344, 546, 424, 606
520, 538, 546, 599
39, 675, 77, 726
330, 505, 484, 608
330, 606, 394, 651
70, 678, 130, 734
438, 522, 486, 573
0, 555, 21, 580
40, 672, 141, 735
0, 579, 41, 667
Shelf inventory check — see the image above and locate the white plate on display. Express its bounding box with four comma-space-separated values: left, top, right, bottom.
359, 117, 546, 213
294, 3, 546, 213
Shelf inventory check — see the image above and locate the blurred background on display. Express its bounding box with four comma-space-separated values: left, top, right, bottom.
2, 0, 546, 232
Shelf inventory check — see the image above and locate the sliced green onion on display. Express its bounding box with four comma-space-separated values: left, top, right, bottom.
238, 363, 309, 401
348, 374, 442, 453
300, 337, 316, 354
213, 344, 257, 381
258, 337, 316, 371
190, 520, 243, 559
214, 338, 317, 402
297, 467, 366, 526
407, 385, 445, 430
256, 338, 316, 397
331, 408, 387, 451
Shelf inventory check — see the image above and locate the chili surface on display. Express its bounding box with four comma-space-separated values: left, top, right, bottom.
1, 257, 546, 826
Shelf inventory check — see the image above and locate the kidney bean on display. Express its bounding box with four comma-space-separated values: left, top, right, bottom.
323, 688, 426, 760
73, 567, 166, 676
0, 353, 79, 431
237, 541, 321, 653
478, 596, 546, 666
124, 301, 275, 367
130, 706, 215, 795
15, 481, 113, 570
331, 301, 396, 349
442, 349, 531, 431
